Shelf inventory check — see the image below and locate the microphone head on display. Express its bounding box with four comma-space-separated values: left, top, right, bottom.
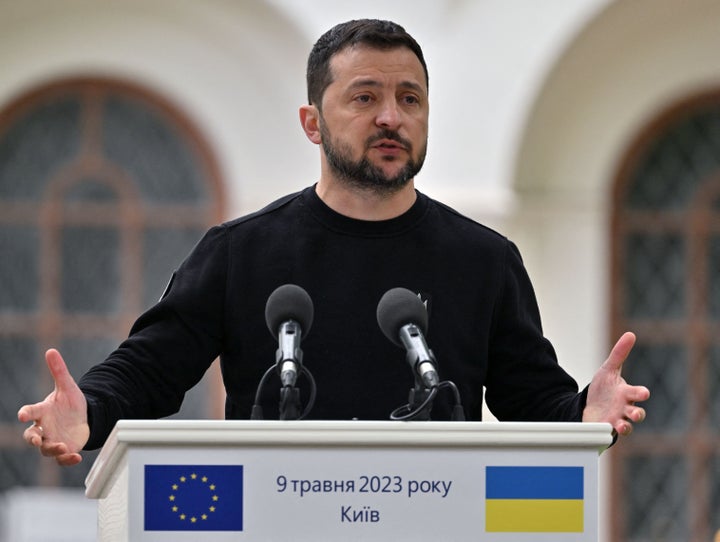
265, 284, 314, 336
376, 287, 428, 346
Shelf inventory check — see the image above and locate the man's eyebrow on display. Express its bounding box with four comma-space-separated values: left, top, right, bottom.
398, 81, 425, 94
347, 78, 425, 94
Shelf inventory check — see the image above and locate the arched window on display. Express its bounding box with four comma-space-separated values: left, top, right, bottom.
612, 92, 720, 541
0, 79, 224, 489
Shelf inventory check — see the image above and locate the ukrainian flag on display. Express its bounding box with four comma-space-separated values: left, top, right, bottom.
144, 464, 244, 531
485, 466, 584, 532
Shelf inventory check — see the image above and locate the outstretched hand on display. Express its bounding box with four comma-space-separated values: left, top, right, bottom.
17, 349, 90, 466
583, 332, 650, 436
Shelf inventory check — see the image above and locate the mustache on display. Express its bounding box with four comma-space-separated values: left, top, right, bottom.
366, 129, 412, 150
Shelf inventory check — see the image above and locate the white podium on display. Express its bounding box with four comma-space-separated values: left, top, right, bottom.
85, 420, 612, 542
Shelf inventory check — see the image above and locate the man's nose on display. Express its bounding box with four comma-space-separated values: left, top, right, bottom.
375, 100, 401, 130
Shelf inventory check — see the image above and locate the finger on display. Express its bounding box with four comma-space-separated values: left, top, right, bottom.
18, 402, 46, 424
614, 419, 633, 436
602, 331, 636, 373
22, 425, 44, 447
40, 440, 69, 458
626, 385, 651, 403
56, 453, 83, 467
45, 349, 76, 393
625, 405, 646, 423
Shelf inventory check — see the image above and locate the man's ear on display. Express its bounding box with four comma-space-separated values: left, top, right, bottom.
299, 104, 322, 145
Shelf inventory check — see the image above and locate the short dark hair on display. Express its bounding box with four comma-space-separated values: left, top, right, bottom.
306, 19, 429, 108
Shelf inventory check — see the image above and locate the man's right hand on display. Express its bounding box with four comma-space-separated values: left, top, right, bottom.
17, 349, 90, 466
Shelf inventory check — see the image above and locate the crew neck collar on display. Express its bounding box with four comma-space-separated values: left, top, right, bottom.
301, 185, 429, 237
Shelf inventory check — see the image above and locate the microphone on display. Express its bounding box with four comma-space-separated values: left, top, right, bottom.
376, 287, 439, 389
265, 284, 314, 388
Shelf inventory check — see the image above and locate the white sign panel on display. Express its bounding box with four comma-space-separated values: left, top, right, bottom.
126, 446, 598, 542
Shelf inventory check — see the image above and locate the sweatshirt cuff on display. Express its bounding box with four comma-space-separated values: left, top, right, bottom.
82, 394, 111, 451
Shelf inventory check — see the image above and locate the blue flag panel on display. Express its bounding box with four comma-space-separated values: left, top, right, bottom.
486, 466, 583, 500
144, 464, 244, 531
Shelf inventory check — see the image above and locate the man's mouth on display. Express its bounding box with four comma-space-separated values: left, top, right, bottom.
372, 139, 406, 152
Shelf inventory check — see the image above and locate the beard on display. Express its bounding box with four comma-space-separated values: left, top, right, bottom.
319, 120, 427, 197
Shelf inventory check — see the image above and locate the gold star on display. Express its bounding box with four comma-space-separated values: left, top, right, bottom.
202, 514, 208, 520
191, 517, 197, 523
180, 476, 186, 483
209, 506, 216, 512
191, 473, 197, 479
179, 514, 186, 520
209, 484, 216, 490
172, 506, 178, 512
212, 495, 219, 501
169, 495, 175, 501
172, 484, 178, 490
202, 476, 208, 483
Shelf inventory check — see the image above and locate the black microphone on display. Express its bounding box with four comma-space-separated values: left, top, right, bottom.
265, 284, 314, 388
377, 287, 440, 389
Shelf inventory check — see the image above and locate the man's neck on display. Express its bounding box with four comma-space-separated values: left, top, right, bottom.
314, 179, 417, 221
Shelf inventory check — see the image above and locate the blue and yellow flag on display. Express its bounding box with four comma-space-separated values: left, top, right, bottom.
485, 466, 584, 533
144, 464, 244, 531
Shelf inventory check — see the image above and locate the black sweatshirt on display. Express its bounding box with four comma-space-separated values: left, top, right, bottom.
79, 186, 586, 449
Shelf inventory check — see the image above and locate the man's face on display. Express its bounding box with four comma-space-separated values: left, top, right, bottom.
317, 45, 429, 195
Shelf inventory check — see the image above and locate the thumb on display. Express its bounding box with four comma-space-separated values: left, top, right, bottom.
45, 349, 77, 393
602, 331, 636, 373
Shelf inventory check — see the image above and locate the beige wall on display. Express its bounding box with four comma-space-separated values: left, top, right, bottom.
5, 1, 720, 539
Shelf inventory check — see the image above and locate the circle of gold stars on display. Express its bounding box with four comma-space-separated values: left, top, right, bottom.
168, 472, 219, 523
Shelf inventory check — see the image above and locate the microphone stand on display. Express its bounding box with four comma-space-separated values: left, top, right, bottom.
278, 385, 301, 420
407, 380, 434, 421
251, 364, 317, 421
390, 354, 466, 421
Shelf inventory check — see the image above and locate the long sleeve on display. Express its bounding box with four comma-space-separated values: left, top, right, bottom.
484, 241, 586, 422
79, 225, 229, 449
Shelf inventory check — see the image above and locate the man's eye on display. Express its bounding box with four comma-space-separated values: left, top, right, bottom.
403, 95, 419, 105
355, 95, 372, 103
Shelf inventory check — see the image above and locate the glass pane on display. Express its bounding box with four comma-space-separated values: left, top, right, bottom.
0, 225, 39, 311
0, 449, 38, 491
0, 337, 39, 423
712, 455, 720, 536
60, 336, 119, 377
626, 109, 720, 210
142, 227, 204, 309
626, 138, 694, 210
61, 226, 120, 313
624, 455, 688, 540
623, 343, 687, 433
102, 96, 206, 203
710, 236, 720, 319
0, 98, 82, 200
63, 178, 118, 203
710, 346, 720, 428
625, 233, 686, 319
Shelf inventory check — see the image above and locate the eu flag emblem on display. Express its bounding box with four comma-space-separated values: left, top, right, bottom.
485, 466, 584, 532
144, 465, 243, 531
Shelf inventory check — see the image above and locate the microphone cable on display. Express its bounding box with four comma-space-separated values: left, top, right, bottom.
389, 380, 465, 421
250, 364, 317, 420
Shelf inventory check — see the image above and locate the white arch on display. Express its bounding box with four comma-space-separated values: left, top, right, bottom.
511, 0, 720, 379
0, 0, 314, 217
512, 3, 720, 538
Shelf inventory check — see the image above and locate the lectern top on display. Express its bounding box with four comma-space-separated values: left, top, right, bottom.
85, 420, 612, 499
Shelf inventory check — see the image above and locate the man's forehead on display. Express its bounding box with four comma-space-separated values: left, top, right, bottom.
328, 44, 427, 89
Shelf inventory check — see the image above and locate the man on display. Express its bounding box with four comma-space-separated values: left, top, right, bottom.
19, 19, 649, 466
